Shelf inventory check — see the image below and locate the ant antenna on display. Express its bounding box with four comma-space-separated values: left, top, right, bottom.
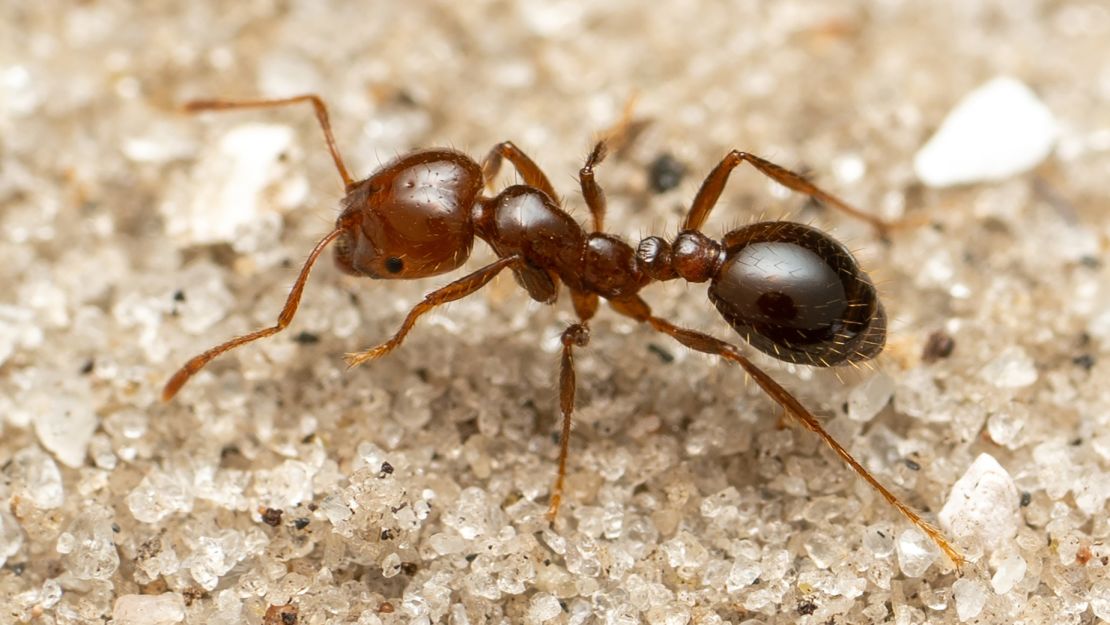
185, 95, 354, 190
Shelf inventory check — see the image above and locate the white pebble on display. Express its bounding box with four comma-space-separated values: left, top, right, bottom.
914, 76, 1057, 187
33, 396, 98, 468
112, 593, 185, 625
162, 123, 304, 245
847, 372, 895, 422
990, 549, 1027, 594
939, 453, 1020, 551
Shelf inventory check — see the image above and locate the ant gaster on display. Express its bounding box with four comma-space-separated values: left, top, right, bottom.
163, 94, 963, 569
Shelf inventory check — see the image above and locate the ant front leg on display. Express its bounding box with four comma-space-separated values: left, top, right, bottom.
547, 291, 598, 522
480, 142, 561, 204
344, 255, 522, 368
682, 150, 891, 235
607, 295, 966, 570
184, 94, 354, 190
163, 228, 344, 401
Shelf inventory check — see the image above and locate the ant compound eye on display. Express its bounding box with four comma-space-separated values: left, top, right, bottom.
384, 257, 404, 274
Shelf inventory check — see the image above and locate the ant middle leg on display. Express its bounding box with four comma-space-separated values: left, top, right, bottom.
607, 295, 965, 569
547, 290, 598, 522
344, 255, 522, 368
184, 94, 354, 190
579, 94, 646, 232
682, 150, 891, 235
579, 142, 609, 232
481, 142, 560, 204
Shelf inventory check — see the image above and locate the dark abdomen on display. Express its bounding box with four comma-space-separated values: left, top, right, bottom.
708, 222, 885, 367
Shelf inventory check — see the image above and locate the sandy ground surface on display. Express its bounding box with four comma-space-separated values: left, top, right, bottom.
2, 1, 1109, 624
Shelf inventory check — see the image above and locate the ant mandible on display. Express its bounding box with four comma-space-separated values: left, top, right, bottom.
162, 94, 964, 569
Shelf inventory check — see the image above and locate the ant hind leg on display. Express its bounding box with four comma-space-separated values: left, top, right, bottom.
682, 150, 892, 235
607, 295, 965, 569
546, 291, 599, 522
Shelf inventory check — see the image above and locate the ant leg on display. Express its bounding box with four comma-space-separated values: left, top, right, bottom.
579, 142, 609, 232
546, 290, 598, 522
548, 319, 591, 521
344, 255, 522, 368
608, 295, 965, 570
480, 142, 560, 203
578, 96, 641, 233
184, 94, 354, 190
162, 228, 344, 401
571, 290, 599, 322
682, 150, 890, 235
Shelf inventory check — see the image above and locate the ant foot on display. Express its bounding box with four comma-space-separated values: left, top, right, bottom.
344, 344, 392, 368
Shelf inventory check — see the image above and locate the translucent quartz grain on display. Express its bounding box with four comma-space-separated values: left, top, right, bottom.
527, 592, 563, 623
896, 529, 939, 578
0, 508, 22, 567
951, 577, 987, 621
978, 345, 1038, 389
0, 304, 43, 366
847, 372, 896, 422
59, 506, 119, 580
112, 593, 186, 625
127, 469, 192, 523
726, 556, 761, 592
803, 533, 847, 569
11, 446, 64, 509
1091, 583, 1110, 622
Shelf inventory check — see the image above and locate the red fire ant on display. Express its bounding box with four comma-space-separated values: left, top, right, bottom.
162, 94, 963, 568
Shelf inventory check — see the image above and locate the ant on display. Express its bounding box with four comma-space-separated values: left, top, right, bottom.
162, 94, 964, 569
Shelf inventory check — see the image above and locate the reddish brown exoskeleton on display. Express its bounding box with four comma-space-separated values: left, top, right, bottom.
163, 95, 963, 568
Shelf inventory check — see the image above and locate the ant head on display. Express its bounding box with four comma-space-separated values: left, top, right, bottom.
334, 150, 483, 279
